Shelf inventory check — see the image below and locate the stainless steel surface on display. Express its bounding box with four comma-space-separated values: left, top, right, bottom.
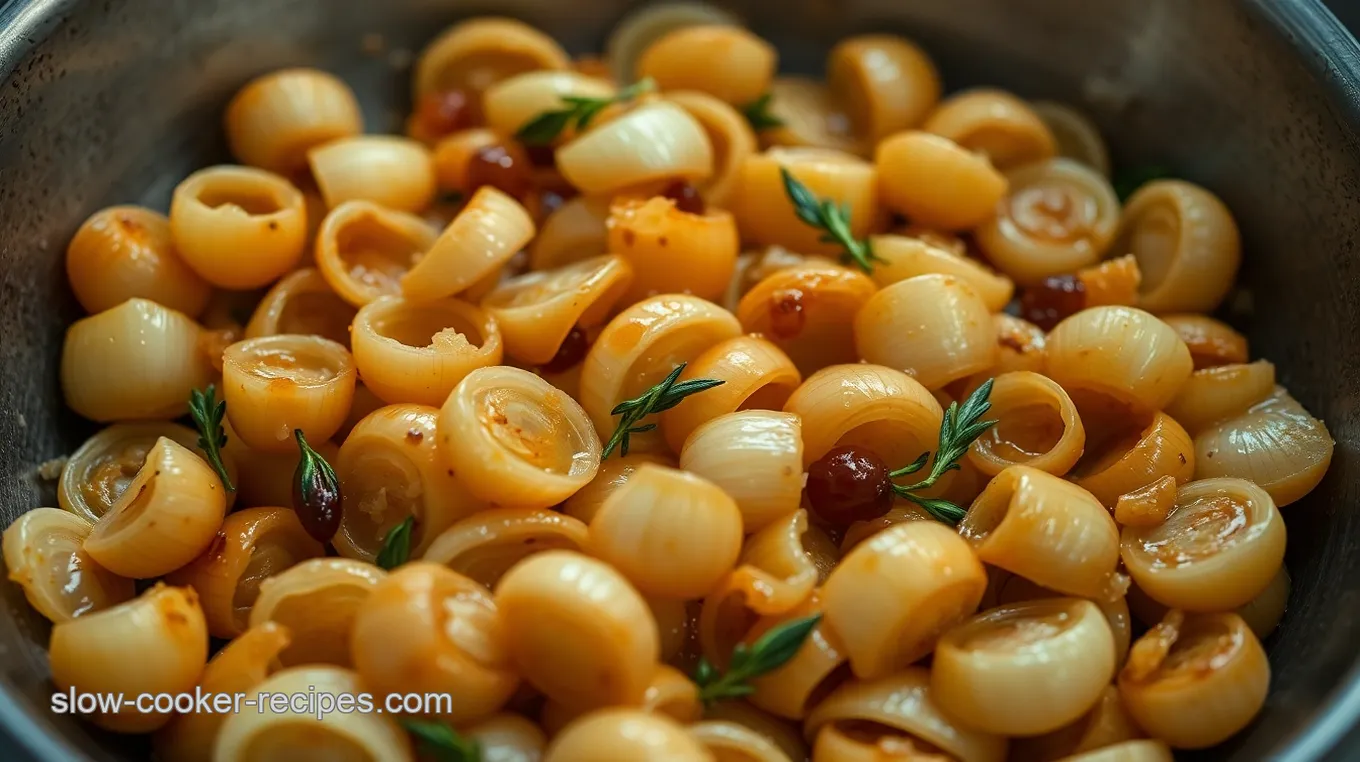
2, 0, 1360, 759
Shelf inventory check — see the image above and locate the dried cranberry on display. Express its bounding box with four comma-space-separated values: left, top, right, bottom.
467, 144, 533, 198
661, 180, 705, 215
805, 446, 894, 525
1019, 274, 1086, 331
414, 89, 473, 139
540, 325, 590, 374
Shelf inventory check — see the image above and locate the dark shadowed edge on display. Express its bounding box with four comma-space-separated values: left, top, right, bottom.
0, 0, 1358, 760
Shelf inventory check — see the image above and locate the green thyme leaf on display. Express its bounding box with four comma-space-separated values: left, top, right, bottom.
779, 168, 879, 274
376, 516, 415, 571
741, 92, 784, 131
402, 718, 480, 762
890, 379, 997, 525
602, 363, 724, 459
515, 78, 657, 145
187, 385, 235, 492
694, 613, 822, 705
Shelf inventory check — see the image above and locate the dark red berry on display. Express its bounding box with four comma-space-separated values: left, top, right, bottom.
1019, 274, 1086, 331
467, 143, 533, 198
414, 89, 473, 140
805, 446, 894, 525
540, 325, 590, 374
661, 179, 706, 215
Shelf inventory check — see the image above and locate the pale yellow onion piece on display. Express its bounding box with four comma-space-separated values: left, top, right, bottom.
215, 666, 412, 762
649, 597, 692, 664
804, 667, 1007, 762
923, 88, 1057, 170
698, 510, 821, 668
829, 35, 940, 144
65, 205, 212, 317
785, 364, 943, 472
562, 453, 674, 525
482, 254, 634, 364
222, 334, 357, 452
967, 371, 1085, 477
1008, 686, 1142, 762
1070, 412, 1196, 509
247, 557, 386, 667
803, 525, 841, 583
484, 70, 616, 139
543, 666, 700, 734
422, 507, 590, 589
680, 411, 804, 533
50, 584, 207, 733
225, 68, 363, 175
153, 622, 291, 762
932, 599, 1117, 736
638, 25, 775, 106
579, 294, 741, 446
608, 195, 740, 304
1057, 740, 1174, 762
1118, 612, 1268, 749
1236, 566, 1290, 639
744, 592, 848, 720
1160, 313, 1248, 369
431, 128, 504, 192
605, 1, 738, 83
333, 403, 484, 561
58, 421, 234, 523
1078, 254, 1143, 308
961, 465, 1120, 599
1193, 385, 1334, 507
315, 200, 440, 307
1113, 180, 1242, 314
732, 148, 877, 257
737, 265, 877, 376
689, 721, 793, 762
307, 135, 436, 213
1031, 101, 1111, 176
351, 563, 519, 724
854, 274, 997, 391
1122, 477, 1285, 611
558, 101, 714, 195
1045, 306, 1193, 415
2, 508, 132, 623
528, 195, 612, 270
350, 295, 503, 406
413, 17, 569, 103
660, 336, 801, 453
666, 90, 758, 207
822, 521, 986, 679
994, 313, 1048, 373
1164, 360, 1275, 435
841, 504, 934, 552
761, 76, 864, 155
976, 159, 1119, 286
463, 713, 548, 762
61, 298, 214, 422
868, 234, 1013, 310
588, 464, 742, 599
874, 131, 1008, 231
810, 723, 955, 762
336, 382, 386, 441
165, 506, 324, 639
244, 267, 356, 347
169, 165, 307, 289
81, 437, 226, 579
402, 186, 535, 303
1114, 475, 1178, 529
993, 574, 1133, 668
545, 709, 710, 762
496, 550, 658, 710
438, 366, 600, 508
